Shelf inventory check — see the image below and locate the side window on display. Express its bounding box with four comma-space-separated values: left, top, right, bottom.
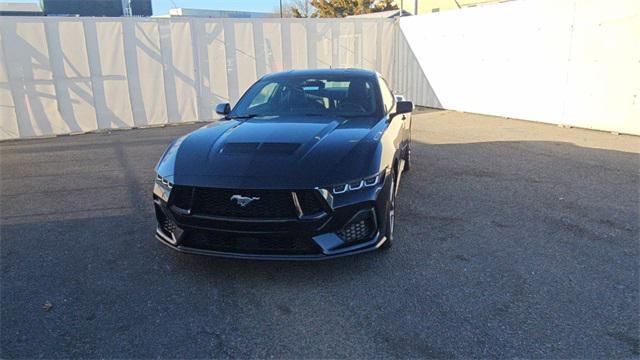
379, 76, 395, 113
249, 82, 278, 109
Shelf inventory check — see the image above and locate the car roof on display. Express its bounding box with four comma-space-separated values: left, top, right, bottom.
261, 68, 378, 81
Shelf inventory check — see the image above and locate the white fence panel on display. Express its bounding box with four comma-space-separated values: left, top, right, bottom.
50, 20, 99, 134
90, 20, 135, 129
2, 4, 637, 139
0, 17, 395, 139
562, 0, 640, 135
397, 0, 640, 135
0, 28, 20, 139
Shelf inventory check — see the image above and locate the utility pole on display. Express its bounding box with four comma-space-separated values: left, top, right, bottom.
122, 0, 132, 16
280, 0, 283, 17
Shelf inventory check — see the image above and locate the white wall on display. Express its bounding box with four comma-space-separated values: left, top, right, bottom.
398, 0, 640, 135
0, 17, 395, 140
2, 2, 638, 140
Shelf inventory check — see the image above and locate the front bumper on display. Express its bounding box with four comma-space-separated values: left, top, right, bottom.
155, 226, 388, 260
153, 173, 393, 260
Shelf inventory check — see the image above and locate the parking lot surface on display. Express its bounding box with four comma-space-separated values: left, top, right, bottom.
1, 110, 639, 358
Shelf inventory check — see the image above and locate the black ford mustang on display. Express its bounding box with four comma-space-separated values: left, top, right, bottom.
153, 69, 413, 260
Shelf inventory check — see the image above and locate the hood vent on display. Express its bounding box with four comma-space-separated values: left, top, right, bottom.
221, 142, 260, 154
259, 142, 301, 155
221, 142, 300, 155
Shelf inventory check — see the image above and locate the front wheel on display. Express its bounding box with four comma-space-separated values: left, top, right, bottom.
381, 170, 396, 249
403, 143, 411, 172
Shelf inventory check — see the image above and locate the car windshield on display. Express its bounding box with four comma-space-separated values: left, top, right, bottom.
229, 76, 381, 118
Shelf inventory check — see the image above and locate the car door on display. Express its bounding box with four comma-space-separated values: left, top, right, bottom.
395, 94, 412, 152
379, 76, 409, 160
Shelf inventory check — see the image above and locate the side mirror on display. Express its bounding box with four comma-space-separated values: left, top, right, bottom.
215, 103, 230, 115
395, 101, 413, 115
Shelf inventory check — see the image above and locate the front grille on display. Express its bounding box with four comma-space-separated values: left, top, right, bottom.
337, 211, 376, 243
170, 186, 192, 209
192, 188, 297, 219
181, 230, 321, 255
170, 187, 326, 219
297, 191, 324, 215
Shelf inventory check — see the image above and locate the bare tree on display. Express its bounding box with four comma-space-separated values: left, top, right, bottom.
287, 0, 315, 17
273, 3, 294, 17
273, 0, 312, 17
310, 0, 398, 18
276, 0, 395, 18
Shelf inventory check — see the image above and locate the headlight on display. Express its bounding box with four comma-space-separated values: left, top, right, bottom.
330, 172, 383, 194
153, 174, 174, 203
155, 174, 173, 190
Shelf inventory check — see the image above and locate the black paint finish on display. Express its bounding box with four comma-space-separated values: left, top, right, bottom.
153, 69, 413, 259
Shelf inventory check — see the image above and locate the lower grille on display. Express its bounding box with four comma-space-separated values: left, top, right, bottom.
181, 230, 321, 255
337, 210, 376, 243
157, 207, 177, 235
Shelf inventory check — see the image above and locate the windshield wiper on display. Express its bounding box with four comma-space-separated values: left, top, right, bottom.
337, 114, 370, 118
304, 113, 370, 118
225, 114, 260, 120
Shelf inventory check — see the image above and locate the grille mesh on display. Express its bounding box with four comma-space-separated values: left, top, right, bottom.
162, 218, 177, 235
182, 231, 321, 255
297, 191, 324, 215
171, 187, 325, 219
157, 209, 177, 235
170, 186, 192, 209
192, 188, 297, 219
337, 215, 375, 243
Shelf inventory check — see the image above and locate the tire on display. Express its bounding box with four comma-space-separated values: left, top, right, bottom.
403, 144, 411, 173
381, 169, 396, 249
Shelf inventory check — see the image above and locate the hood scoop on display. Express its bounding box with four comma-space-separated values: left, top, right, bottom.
221, 142, 259, 154
221, 142, 301, 155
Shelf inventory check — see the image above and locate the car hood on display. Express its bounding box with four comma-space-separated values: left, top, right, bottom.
157, 115, 383, 189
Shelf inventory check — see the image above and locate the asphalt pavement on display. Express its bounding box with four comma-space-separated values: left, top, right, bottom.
1, 110, 639, 358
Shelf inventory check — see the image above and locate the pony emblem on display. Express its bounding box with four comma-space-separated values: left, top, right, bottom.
230, 195, 260, 207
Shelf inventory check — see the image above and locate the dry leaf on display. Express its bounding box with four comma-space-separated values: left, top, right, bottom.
42, 301, 53, 312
